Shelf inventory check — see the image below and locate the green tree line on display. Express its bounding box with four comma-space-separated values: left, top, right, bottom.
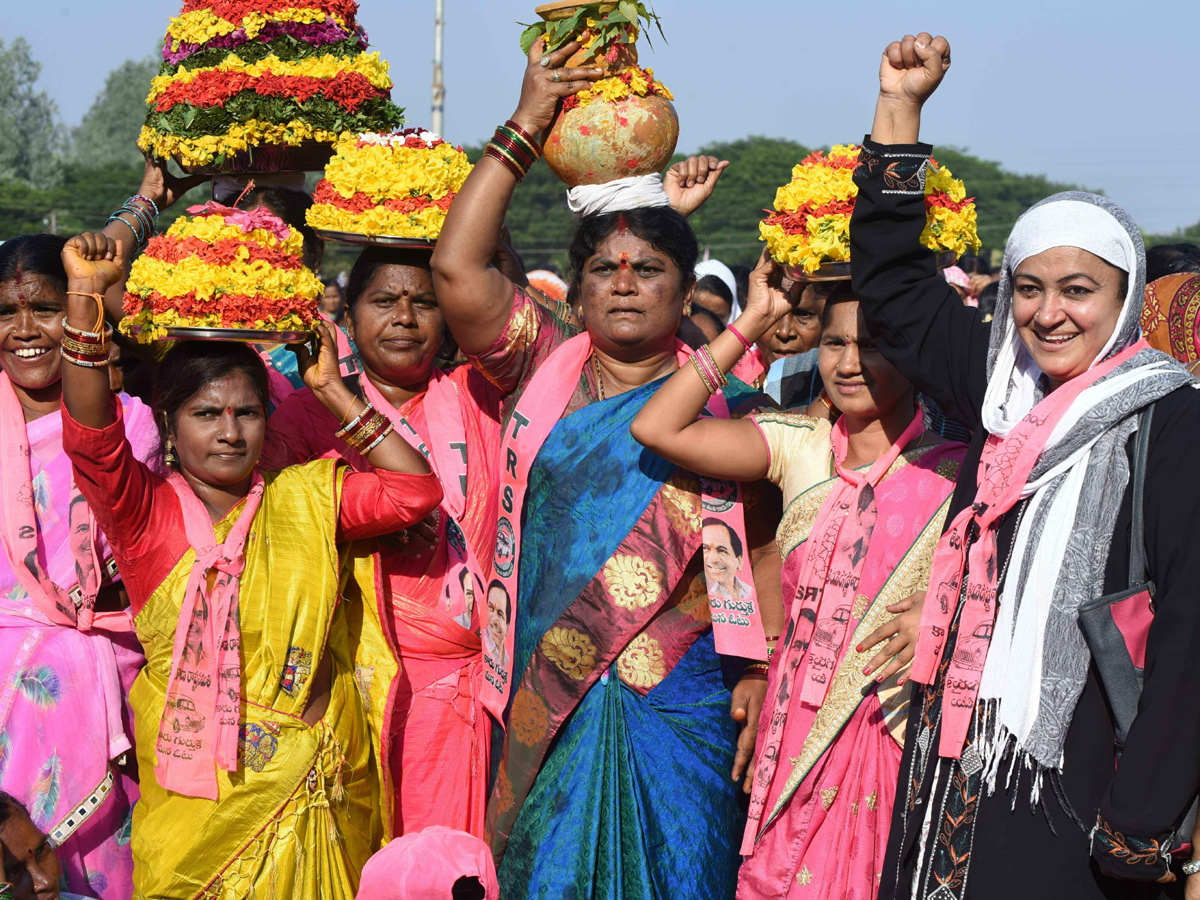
2, 38, 1194, 281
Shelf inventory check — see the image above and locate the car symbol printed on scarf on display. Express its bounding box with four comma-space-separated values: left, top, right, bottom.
280, 646, 313, 696
951, 622, 994, 671
700, 476, 736, 514
238, 724, 279, 773
813, 606, 852, 652
166, 696, 205, 734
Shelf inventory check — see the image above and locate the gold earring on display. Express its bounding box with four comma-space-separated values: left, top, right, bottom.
165, 437, 177, 467
683, 301, 693, 316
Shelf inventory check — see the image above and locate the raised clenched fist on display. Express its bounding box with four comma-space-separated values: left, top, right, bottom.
879, 32, 951, 108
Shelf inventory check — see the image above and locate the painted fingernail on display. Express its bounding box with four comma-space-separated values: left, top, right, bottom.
915, 41, 927, 49
856, 644, 863, 653
862, 666, 871, 675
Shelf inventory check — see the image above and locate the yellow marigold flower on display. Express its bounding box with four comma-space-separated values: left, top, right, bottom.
147, 52, 393, 103
165, 7, 345, 50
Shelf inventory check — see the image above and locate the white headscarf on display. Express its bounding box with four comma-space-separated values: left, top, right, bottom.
694, 259, 740, 319
982, 194, 1144, 436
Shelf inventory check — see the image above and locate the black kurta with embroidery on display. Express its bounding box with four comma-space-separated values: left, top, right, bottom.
849, 137, 1200, 900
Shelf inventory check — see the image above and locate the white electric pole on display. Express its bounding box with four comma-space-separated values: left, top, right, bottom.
431, 0, 445, 136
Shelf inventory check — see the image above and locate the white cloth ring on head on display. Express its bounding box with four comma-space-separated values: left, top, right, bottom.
540, 56, 552, 67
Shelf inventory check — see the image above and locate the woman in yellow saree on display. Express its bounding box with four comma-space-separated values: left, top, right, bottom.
55, 232, 444, 899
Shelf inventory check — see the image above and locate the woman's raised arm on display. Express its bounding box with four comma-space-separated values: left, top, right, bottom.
430, 38, 601, 356
61, 233, 126, 429
631, 252, 792, 481
849, 33, 990, 428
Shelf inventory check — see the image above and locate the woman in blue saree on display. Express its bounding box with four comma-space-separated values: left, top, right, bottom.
429, 38, 784, 899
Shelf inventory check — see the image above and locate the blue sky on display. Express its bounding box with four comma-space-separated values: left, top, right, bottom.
4, 0, 1195, 233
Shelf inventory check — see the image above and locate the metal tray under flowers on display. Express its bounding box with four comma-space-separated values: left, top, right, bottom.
782, 251, 958, 284
172, 142, 334, 176
128, 326, 313, 345
313, 229, 436, 250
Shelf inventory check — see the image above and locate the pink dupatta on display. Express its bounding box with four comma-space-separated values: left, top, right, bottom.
155, 472, 264, 800
0, 374, 102, 629
911, 340, 1145, 757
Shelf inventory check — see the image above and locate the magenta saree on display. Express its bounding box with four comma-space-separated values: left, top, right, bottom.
738, 412, 964, 900
0, 394, 159, 899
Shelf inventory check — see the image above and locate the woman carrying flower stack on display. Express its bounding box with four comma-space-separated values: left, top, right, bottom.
429, 36, 783, 900
632, 256, 965, 898
261, 247, 503, 838
56, 230, 443, 899
855, 33, 1200, 900
259, 128, 501, 840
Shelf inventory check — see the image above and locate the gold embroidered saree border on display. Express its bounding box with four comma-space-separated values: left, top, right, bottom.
760, 492, 954, 834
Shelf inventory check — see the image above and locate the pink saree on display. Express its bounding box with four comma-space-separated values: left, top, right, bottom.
262, 364, 502, 837
738, 416, 964, 900
0, 391, 159, 900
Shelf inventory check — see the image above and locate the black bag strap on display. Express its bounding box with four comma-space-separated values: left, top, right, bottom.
1129, 402, 1155, 594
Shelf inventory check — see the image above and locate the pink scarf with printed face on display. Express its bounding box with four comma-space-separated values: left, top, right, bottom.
486, 334, 768, 716
155, 472, 264, 800
742, 408, 923, 852
911, 341, 1144, 758
0, 374, 102, 628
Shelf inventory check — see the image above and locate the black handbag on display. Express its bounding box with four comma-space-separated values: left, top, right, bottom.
1077, 402, 1198, 852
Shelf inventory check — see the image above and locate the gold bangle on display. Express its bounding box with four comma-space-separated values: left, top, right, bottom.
335, 402, 374, 440
61, 339, 110, 359
698, 346, 729, 388
689, 355, 717, 395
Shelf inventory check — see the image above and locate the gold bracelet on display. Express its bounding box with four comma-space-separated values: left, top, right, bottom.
61, 335, 111, 357
60, 348, 110, 368
335, 402, 374, 440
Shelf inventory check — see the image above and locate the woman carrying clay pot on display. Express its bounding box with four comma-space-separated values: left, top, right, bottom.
429, 37, 784, 900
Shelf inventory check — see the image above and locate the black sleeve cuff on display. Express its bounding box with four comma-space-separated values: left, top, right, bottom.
1090, 813, 1173, 881
854, 137, 935, 195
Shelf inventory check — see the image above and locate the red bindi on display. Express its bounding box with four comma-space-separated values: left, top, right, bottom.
617, 253, 630, 268
616, 212, 628, 234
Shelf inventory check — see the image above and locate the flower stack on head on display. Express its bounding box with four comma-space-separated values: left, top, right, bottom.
140, 0, 405, 173
121, 202, 323, 343
760, 144, 981, 280
307, 130, 473, 244
519, 1, 678, 190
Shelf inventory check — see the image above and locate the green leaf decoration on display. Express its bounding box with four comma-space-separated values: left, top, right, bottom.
519, 23, 543, 56
515, 1, 666, 54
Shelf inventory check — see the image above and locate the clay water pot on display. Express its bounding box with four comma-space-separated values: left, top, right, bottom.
534, 1, 678, 187
543, 94, 678, 187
